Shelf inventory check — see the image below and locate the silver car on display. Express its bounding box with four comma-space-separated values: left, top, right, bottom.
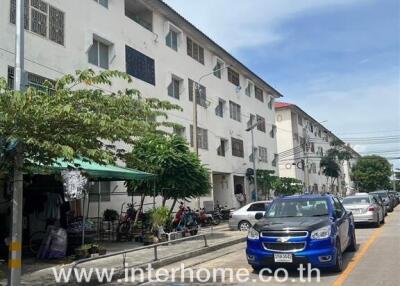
228, 201, 272, 231
342, 195, 384, 227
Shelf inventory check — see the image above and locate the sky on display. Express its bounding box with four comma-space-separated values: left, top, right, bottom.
165, 0, 400, 168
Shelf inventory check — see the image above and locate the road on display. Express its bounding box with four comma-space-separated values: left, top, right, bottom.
133, 206, 400, 286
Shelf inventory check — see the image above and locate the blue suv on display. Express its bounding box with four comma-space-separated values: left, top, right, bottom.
246, 195, 356, 272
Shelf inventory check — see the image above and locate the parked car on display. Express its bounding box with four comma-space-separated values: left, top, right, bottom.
370, 190, 395, 212
342, 195, 384, 226
246, 194, 356, 272
371, 194, 387, 216
388, 191, 399, 206
229, 201, 272, 231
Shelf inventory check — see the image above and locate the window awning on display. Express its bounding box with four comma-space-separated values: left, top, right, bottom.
48, 158, 154, 181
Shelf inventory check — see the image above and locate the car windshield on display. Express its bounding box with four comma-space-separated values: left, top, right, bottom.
371, 192, 388, 198
342, 196, 371, 205
265, 198, 329, 218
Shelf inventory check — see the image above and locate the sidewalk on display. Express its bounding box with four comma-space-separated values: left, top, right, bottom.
2, 226, 245, 285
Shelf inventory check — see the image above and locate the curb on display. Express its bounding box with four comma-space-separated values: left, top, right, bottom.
96, 235, 246, 284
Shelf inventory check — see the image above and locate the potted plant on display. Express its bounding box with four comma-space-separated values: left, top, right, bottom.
103, 209, 119, 222
148, 207, 170, 242
75, 244, 91, 259
89, 244, 99, 254
98, 246, 107, 255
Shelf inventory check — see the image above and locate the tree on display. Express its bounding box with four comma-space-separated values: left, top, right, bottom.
351, 155, 392, 192
319, 139, 353, 193
0, 69, 180, 173
255, 170, 278, 200
273, 177, 303, 196
125, 133, 210, 216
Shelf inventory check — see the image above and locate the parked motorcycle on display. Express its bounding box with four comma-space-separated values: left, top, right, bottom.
173, 202, 199, 236
199, 208, 219, 226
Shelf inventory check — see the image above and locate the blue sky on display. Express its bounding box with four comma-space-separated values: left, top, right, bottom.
165, 0, 400, 166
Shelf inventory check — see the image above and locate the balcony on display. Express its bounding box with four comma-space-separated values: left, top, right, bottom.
125, 0, 153, 32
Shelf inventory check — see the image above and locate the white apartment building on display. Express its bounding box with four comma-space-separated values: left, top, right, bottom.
275, 102, 359, 196
0, 0, 282, 214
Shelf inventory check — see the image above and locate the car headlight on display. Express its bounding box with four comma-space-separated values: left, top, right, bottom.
310, 226, 331, 240
247, 227, 260, 240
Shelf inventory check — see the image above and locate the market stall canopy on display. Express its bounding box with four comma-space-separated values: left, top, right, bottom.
48, 158, 154, 181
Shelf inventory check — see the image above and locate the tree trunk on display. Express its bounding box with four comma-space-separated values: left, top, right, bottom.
162, 196, 167, 207
133, 193, 146, 228
168, 198, 177, 218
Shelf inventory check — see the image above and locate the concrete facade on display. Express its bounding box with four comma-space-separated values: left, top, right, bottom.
0, 0, 282, 215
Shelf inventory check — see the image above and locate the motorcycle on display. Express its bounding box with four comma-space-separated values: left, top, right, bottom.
173, 202, 199, 236
199, 208, 218, 226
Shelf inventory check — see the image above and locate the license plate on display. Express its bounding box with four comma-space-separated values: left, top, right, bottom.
274, 253, 293, 263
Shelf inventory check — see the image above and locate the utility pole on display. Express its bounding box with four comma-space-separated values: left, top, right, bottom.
393, 164, 396, 193
303, 123, 310, 194
192, 65, 231, 209
9, 0, 25, 284
246, 120, 264, 202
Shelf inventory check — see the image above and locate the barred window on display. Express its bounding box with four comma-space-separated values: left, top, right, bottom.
49, 6, 64, 45
231, 137, 244, 158
188, 79, 207, 107
227, 67, 240, 86
166, 29, 178, 51
10, 0, 64, 45
245, 81, 253, 96
258, 147, 268, 163
89, 182, 111, 202
7, 66, 55, 93
168, 77, 181, 99
229, 101, 241, 122
187, 37, 204, 64
256, 115, 266, 132
190, 125, 208, 150
255, 86, 264, 102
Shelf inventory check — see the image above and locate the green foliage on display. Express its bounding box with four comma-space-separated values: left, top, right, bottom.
320, 155, 341, 179
351, 155, 392, 192
125, 133, 210, 201
148, 206, 171, 228
256, 169, 278, 199
0, 69, 180, 173
103, 209, 119, 221
273, 177, 303, 196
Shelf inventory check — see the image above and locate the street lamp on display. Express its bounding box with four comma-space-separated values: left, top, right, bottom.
246, 120, 264, 202
192, 64, 231, 156
192, 65, 231, 209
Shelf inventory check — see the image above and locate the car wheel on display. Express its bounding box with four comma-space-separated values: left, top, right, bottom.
238, 221, 251, 231
373, 215, 380, 228
251, 265, 263, 273
347, 228, 356, 252
333, 240, 344, 272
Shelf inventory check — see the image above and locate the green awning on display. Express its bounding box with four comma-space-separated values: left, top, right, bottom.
49, 158, 154, 181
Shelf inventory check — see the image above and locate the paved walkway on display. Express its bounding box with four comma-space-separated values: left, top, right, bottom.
0, 225, 244, 285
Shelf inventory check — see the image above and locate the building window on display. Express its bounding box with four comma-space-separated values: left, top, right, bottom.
268, 96, 274, 109
258, 147, 268, 163
187, 37, 204, 64
255, 86, 264, 102
227, 67, 240, 86
173, 126, 186, 138
248, 114, 256, 128
256, 115, 266, 132
310, 142, 315, 153
245, 81, 253, 97
298, 115, 303, 126
213, 59, 224, 79
229, 101, 241, 122
190, 125, 208, 150
231, 137, 244, 158
7, 66, 55, 93
272, 154, 278, 167
88, 38, 110, 69
125, 45, 155, 85
188, 79, 207, 108
166, 29, 178, 51
10, 0, 64, 45
89, 181, 111, 202
215, 99, 225, 117
270, 125, 276, 138
124, 0, 153, 31
168, 76, 181, 99
217, 139, 227, 157
94, 0, 108, 8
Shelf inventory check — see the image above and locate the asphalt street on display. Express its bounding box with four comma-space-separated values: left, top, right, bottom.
133, 206, 400, 286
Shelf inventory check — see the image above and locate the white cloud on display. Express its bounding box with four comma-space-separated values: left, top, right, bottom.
164, 0, 363, 51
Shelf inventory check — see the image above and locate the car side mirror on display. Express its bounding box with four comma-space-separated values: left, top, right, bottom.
255, 212, 263, 220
